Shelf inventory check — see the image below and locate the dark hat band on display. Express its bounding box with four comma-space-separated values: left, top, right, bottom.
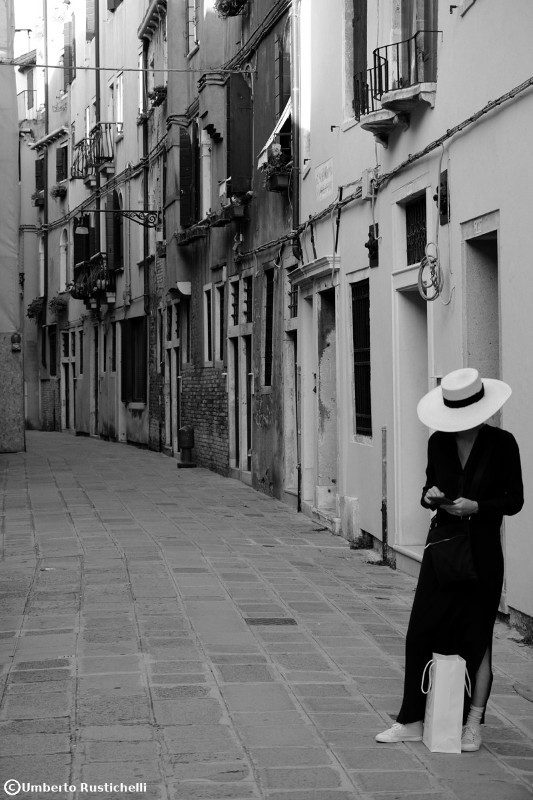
443, 383, 484, 409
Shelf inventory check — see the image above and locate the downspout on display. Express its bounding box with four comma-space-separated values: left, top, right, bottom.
42, 0, 48, 323
95, 0, 101, 252
291, 0, 301, 510
142, 37, 150, 314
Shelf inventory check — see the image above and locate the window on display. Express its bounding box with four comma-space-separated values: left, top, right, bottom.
78, 330, 84, 375
264, 270, 274, 387
106, 191, 124, 271
179, 123, 200, 228
216, 285, 225, 362
56, 145, 68, 182
352, 280, 371, 436
352, 0, 368, 117
138, 51, 144, 113
63, 18, 76, 89
405, 195, 427, 265
49, 326, 58, 377
230, 281, 239, 326
115, 73, 124, 135
121, 317, 147, 403
227, 74, 252, 195
243, 276, 253, 323
186, 0, 198, 54
35, 158, 44, 192
59, 229, 68, 290
204, 288, 213, 362
274, 28, 291, 120
288, 284, 298, 319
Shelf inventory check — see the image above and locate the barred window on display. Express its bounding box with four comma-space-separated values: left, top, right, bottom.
405, 194, 427, 265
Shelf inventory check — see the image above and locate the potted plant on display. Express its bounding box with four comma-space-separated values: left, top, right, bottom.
50, 183, 67, 200
26, 296, 45, 321
31, 190, 44, 207
260, 144, 292, 193
214, 0, 248, 17
48, 295, 68, 316
147, 85, 167, 107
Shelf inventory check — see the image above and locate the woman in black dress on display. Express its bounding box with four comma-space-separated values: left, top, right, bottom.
376, 368, 523, 751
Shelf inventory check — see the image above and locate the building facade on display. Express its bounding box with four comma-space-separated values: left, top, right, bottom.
16, 0, 533, 632
295, 0, 533, 632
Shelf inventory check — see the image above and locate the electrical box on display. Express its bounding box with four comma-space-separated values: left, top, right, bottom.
361, 168, 375, 201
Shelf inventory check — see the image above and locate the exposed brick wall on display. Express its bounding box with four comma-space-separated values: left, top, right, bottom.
180, 365, 229, 475
0, 335, 24, 452
40, 378, 61, 431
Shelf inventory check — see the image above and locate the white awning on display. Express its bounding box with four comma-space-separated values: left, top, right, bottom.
257, 100, 291, 169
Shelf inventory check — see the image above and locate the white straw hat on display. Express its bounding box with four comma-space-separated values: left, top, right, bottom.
417, 368, 511, 432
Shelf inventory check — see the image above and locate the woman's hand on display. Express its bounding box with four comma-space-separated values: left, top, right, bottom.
441, 497, 479, 517
424, 486, 446, 505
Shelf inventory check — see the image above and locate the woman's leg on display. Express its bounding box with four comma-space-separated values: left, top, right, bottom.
471, 647, 492, 708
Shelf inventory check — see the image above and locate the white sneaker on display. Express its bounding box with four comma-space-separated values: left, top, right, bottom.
461, 724, 482, 752
375, 721, 423, 743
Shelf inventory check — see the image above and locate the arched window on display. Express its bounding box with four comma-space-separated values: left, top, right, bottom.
59, 228, 69, 290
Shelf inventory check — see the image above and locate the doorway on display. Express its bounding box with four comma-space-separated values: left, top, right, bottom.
394, 285, 429, 546
316, 289, 337, 513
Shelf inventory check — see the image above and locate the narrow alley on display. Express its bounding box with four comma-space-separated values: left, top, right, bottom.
0, 433, 532, 800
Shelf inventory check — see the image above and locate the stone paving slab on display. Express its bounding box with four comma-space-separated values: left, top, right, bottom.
0, 432, 532, 800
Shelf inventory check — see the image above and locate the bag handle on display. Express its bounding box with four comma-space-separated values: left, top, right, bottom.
421, 658, 472, 696
421, 659, 434, 695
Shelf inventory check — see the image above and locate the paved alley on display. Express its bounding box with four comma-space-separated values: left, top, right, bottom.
0, 432, 532, 800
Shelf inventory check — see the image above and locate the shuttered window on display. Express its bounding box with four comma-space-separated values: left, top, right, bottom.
63, 19, 76, 90
56, 146, 68, 182
179, 125, 200, 228
274, 33, 291, 120
264, 270, 274, 387
86, 0, 95, 40
121, 317, 147, 403
49, 326, 58, 377
105, 192, 123, 270
352, 279, 372, 436
227, 73, 252, 195
35, 158, 44, 192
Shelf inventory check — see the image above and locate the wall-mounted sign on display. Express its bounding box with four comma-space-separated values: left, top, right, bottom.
315, 158, 333, 202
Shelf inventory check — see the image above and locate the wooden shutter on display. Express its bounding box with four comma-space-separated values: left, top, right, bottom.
27, 70, 34, 107
179, 127, 194, 228
56, 146, 68, 182
64, 21, 74, 90
86, 0, 95, 41
274, 34, 291, 120
35, 158, 44, 192
105, 195, 115, 269
226, 73, 252, 195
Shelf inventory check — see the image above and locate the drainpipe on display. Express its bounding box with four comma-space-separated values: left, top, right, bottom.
42, 0, 48, 323
142, 38, 149, 314
291, 0, 301, 511
95, 0, 101, 249
381, 426, 388, 564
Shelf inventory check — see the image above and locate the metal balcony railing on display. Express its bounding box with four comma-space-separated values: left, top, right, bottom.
71, 253, 116, 302
71, 138, 94, 179
354, 30, 439, 120
90, 122, 119, 164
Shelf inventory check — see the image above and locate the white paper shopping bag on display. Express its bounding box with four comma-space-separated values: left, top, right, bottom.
422, 653, 469, 754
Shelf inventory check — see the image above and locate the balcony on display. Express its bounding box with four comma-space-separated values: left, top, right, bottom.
69, 253, 117, 307
354, 30, 439, 142
71, 138, 95, 182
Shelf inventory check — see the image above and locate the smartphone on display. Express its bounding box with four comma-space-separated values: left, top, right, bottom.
429, 496, 455, 506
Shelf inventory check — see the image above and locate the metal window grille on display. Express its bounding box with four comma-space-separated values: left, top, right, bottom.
231, 281, 239, 326
166, 305, 172, 341
405, 195, 427, 265
352, 280, 371, 436
243, 276, 253, 323
264, 270, 274, 386
288, 285, 298, 318
62, 331, 69, 358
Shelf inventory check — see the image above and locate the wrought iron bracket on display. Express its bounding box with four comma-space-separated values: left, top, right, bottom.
80, 209, 161, 227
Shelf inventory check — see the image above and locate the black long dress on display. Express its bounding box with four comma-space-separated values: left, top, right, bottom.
396, 424, 524, 725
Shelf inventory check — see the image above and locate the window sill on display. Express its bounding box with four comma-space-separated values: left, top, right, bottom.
127, 402, 146, 411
